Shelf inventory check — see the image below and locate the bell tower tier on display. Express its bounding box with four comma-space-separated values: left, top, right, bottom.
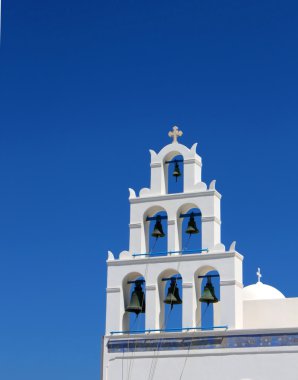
129, 190, 221, 254
128, 127, 222, 255
106, 251, 243, 334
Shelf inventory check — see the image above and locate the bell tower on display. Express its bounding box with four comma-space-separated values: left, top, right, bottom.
102, 127, 244, 380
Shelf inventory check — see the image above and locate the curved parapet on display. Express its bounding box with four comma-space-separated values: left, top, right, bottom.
209, 243, 226, 253
119, 250, 132, 260
107, 251, 115, 261
209, 180, 216, 190
139, 187, 152, 197
229, 241, 237, 252
128, 188, 136, 199
192, 181, 207, 192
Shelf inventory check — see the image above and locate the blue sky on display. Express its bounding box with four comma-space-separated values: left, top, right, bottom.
1, 1, 298, 379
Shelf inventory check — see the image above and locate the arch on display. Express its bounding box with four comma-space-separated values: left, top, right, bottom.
157, 142, 197, 161
177, 203, 202, 253
122, 272, 146, 332
164, 153, 184, 194
144, 206, 168, 253
148, 142, 202, 196
157, 268, 183, 331
194, 266, 220, 330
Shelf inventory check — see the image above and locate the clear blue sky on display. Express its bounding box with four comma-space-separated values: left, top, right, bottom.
1, 1, 298, 379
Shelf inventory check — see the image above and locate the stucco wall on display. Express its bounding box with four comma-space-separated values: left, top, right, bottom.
102, 329, 298, 380
243, 298, 298, 329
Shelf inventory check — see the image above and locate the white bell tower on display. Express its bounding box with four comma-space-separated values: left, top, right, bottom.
101, 127, 298, 380
102, 127, 244, 380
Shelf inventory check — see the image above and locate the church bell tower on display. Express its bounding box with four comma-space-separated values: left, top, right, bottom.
101, 127, 298, 380
102, 127, 244, 380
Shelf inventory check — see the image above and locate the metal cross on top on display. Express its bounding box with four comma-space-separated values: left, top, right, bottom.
168, 126, 183, 143
256, 267, 262, 283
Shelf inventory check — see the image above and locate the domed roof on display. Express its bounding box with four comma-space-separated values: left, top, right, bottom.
243, 268, 285, 301
243, 281, 285, 301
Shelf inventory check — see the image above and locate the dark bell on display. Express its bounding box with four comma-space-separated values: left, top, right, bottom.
126, 281, 146, 315
164, 278, 182, 308
172, 161, 181, 182
185, 212, 199, 235
151, 215, 165, 238
199, 276, 218, 305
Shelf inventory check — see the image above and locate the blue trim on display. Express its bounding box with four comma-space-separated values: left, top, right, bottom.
107, 332, 298, 353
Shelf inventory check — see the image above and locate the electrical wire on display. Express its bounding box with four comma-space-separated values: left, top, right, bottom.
147, 251, 185, 380
125, 229, 195, 380
148, 233, 204, 380
125, 236, 154, 380
124, 314, 139, 380
146, 304, 173, 380
178, 304, 209, 380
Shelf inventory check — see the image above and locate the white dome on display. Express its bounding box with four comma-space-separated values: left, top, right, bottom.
243, 281, 285, 301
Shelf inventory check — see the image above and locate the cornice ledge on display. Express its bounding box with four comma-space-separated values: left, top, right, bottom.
150, 162, 162, 168
130, 190, 222, 204
201, 216, 221, 224
129, 223, 142, 229
106, 287, 121, 293
220, 280, 243, 288
182, 282, 193, 288
146, 285, 156, 291
106, 326, 298, 340
107, 251, 243, 266
183, 158, 202, 167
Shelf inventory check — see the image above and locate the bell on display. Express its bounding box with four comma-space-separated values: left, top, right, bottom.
126, 281, 146, 315
164, 278, 182, 308
199, 276, 218, 305
185, 212, 199, 235
172, 161, 181, 182
151, 215, 165, 238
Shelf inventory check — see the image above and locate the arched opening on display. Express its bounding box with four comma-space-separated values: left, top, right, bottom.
178, 204, 202, 253
145, 207, 168, 254
195, 267, 220, 331
158, 269, 183, 331
122, 272, 146, 332
164, 154, 184, 194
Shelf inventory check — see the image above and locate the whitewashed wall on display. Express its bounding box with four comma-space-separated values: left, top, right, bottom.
243, 298, 298, 329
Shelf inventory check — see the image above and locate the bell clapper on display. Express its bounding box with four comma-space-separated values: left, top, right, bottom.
172, 160, 181, 182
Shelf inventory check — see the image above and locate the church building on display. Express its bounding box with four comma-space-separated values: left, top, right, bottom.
101, 127, 298, 380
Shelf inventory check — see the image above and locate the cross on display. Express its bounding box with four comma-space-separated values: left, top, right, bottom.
256, 267, 262, 283
168, 126, 183, 143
